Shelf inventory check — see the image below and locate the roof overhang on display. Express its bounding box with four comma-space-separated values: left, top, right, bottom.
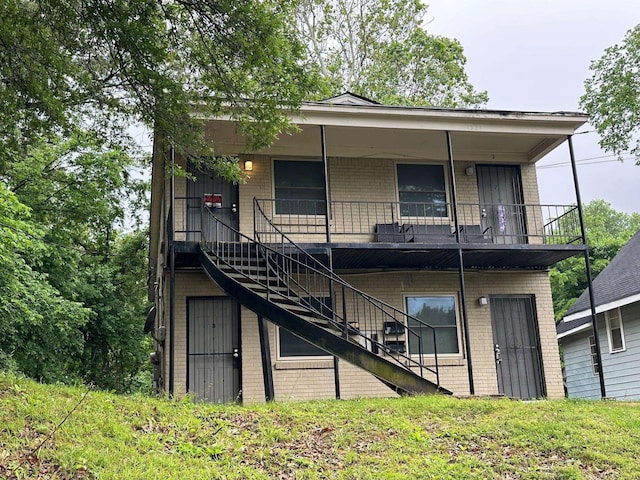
204, 102, 587, 163
557, 321, 593, 340
562, 292, 640, 323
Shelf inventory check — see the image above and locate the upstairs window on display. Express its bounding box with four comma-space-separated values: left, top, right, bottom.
397, 164, 447, 217
405, 295, 460, 355
274, 160, 326, 215
605, 308, 625, 353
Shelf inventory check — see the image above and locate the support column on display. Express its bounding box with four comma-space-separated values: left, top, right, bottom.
568, 135, 606, 399
168, 146, 176, 397
257, 315, 275, 402
320, 125, 340, 399
446, 131, 475, 395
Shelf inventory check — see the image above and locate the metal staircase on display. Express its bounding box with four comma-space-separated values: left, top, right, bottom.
197, 204, 451, 396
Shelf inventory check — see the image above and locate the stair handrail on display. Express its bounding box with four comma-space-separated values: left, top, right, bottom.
251, 198, 443, 386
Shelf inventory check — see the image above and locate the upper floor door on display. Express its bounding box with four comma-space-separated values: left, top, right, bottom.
187, 165, 239, 242
477, 165, 526, 244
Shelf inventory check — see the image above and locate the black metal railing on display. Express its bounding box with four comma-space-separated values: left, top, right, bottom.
254, 198, 583, 246
199, 201, 446, 387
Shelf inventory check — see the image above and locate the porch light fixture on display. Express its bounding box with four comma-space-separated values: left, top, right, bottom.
465, 166, 475, 176
478, 296, 488, 306
244, 160, 253, 171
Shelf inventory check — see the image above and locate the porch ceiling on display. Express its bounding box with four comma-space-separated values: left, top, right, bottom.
206, 120, 581, 164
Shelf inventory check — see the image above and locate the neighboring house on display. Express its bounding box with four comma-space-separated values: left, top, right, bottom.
148, 92, 589, 403
557, 230, 640, 400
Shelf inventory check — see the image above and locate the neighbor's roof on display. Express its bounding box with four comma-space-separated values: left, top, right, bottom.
558, 229, 640, 338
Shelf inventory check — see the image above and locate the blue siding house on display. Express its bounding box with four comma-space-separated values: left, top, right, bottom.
557, 230, 640, 400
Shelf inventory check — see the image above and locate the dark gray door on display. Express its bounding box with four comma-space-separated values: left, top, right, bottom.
490, 295, 544, 399
188, 297, 241, 403
477, 165, 526, 244
186, 165, 239, 242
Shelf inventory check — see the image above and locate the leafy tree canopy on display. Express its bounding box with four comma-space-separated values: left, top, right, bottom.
294, 0, 488, 107
0, 0, 317, 173
551, 200, 640, 320
581, 24, 640, 163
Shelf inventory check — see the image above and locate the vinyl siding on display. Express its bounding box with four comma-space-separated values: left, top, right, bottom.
562, 330, 601, 400
562, 301, 640, 400
602, 302, 640, 399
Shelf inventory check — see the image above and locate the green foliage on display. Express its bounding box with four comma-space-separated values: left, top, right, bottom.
551, 200, 640, 320
0, 134, 151, 392
2, 374, 640, 479
294, 0, 488, 107
581, 24, 640, 163
0, 0, 318, 181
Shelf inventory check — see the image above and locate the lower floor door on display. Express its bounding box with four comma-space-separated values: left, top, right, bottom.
490, 295, 544, 399
188, 297, 241, 403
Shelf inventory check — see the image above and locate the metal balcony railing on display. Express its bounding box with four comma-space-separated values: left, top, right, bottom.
254, 199, 583, 246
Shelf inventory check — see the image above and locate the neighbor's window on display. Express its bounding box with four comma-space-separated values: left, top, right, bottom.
397, 164, 447, 217
405, 295, 459, 355
605, 308, 625, 353
277, 297, 332, 358
588, 335, 599, 375
274, 160, 326, 215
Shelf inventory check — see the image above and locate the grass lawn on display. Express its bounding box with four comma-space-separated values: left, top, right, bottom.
0, 373, 639, 479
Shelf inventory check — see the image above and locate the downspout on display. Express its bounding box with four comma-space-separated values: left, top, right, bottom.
568, 135, 606, 398
320, 125, 341, 399
447, 131, 475, 395
168, 146, 176, 397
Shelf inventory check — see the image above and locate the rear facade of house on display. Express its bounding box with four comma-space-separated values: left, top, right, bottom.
148, 94, 589, 402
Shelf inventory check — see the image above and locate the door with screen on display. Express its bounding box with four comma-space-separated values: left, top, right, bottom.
490, 295, 544, 399
477, 165, 526, 244
188, 297, 241, 403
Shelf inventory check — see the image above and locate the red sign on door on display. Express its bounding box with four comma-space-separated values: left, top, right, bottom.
204, 194, 222, 208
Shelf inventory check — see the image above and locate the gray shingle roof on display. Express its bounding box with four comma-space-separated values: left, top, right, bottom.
558, 229, 640, 336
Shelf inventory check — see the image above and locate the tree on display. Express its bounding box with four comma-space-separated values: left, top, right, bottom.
581, 24, 640, 163
0, 0, 318, 180
294, 0, 488, 107
551, 200, 640, 320
1, 133, 152, 392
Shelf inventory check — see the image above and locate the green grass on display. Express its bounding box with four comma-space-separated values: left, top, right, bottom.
1, 373, 639, 479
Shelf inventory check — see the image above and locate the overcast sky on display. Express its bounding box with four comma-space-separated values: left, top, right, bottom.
426, 0, 640, 213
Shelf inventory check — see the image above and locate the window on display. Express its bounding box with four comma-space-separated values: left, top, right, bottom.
397, 164, 447, 217
588, 335, 599, 375
605, 308, 625, 353
274, 160, 326, 215
405, 295, 459, 355
277, 296, 332, 359
278, 328, 328, 358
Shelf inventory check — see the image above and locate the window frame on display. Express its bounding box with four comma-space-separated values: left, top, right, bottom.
276, 326, 332, 361
403, 293, 462, 357
394, 161, 450, 219
605, 307, 626, 353
275, 295, 333, 361
588, 335, 599, 376
272, 158, 327, 217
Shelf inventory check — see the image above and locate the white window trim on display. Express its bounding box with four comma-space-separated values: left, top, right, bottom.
271, 157, 327, 219
605, 307, 626, 353
588, 335, 599, 376
403, 293, 463, 358
275, 325, 332, 362
394, 161, 452, 221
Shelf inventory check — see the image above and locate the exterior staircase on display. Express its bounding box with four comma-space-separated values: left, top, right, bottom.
197, 206, 451, 396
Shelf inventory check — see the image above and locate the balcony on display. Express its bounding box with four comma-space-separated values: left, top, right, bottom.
254, 199, 586, 270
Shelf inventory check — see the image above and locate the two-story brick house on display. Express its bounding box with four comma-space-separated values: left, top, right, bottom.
148, 93, 589, 402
